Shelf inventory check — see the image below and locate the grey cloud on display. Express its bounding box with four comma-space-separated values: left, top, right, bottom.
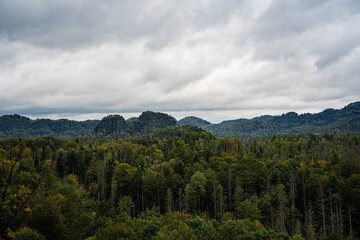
0, 0, 359, 122
0, 0, 239, 49
250, 0, 360, 68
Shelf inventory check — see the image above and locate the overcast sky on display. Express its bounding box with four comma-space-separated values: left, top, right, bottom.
0, 0, 359, 123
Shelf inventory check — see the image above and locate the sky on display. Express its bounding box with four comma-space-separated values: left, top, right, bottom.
0, 0, 359, 123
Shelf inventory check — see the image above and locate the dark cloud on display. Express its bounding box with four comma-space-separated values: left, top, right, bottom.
0, 0, 238, 49
0, 0, 359, 122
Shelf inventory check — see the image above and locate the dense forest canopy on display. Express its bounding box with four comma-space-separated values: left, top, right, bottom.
1, 127, 360, 239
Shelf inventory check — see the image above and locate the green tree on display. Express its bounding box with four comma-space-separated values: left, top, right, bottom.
237, 198, 262, 221
93, 223, 136, 240
185, 171, 206, 212
117, 196, 134, 218
186, 216, 219, 240
166, 188, 173, 213
155, 221, 194, 240
0, 153, 41, 238
114, 163, 136, 198
11, 227, 46, 240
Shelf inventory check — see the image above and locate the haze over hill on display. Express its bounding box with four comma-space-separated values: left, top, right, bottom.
0, 102, 359, 140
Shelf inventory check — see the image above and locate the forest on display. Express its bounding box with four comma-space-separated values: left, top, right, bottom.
1, 126, 360, 239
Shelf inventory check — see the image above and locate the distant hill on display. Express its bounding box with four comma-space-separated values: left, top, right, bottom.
0, 114, 99, 138
177, 116, 211, 128
1, 102, 359, 140
94, 111, 177, 136
93, 115, 127, 136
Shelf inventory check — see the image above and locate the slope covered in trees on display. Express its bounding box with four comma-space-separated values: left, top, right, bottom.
94, 111, 177, 136
179, 101, 360, 141
1, 102, 359, 140
0, 114, 99, 138
0, 111, 177, 139
1, 130, 360, 239
177, 116, 212, 128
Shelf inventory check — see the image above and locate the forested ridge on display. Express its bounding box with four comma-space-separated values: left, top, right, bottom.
94, 111, 177, 137
1, 102, 359, 140
1, 127, 360, 239
0, 115, 99, 139
178, 102, 360, 141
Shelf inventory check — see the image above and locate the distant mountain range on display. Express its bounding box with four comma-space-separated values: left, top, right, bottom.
0, 102, 359, 140
178, 101, 360, 141
0, 111, 178, 139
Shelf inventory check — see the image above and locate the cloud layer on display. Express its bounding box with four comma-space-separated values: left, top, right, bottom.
0, 0, 359, 122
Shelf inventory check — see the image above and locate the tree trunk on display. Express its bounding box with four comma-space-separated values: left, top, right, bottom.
142, 192, 145, 212
290, 172, 296, 234
166, 188, 173, 213
329, 191, 334, 234
320, 186, 326, 237
339, 199, 343, 239
220, 186, 223, 224
137, 179, 140, 214
271, 206, 274, 229
179, 187, 182, 213
302, 173, 307, 227
306, 205, 315, 240
213, 181, 217, 220
349, 206, 353, 240
336, 206, 340, 236
267, 173, 271, 194
228, 167, 232, 212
